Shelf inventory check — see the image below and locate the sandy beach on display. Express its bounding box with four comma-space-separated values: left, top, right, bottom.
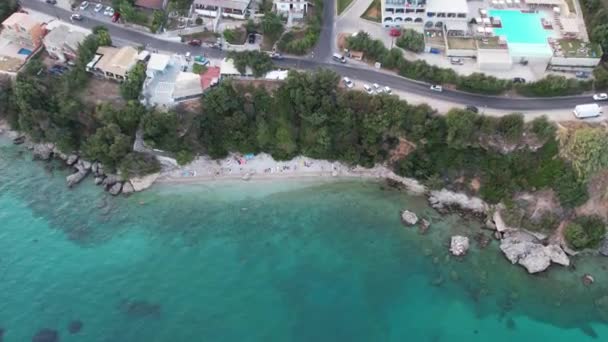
157, 153, 426, 194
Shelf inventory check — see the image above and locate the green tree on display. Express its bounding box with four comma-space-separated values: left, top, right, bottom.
120, 63, 146, 100
529, 115, 556, 141
262, 12, 284, 43
82, 124, 132, 169
560, 127, 608, 181
497, 113, 524, 142
227, 51, 274, 77
118, 152, 160, 177
92, 26, 112, 46
445, 109, 478, 148
395, 29, 425, 53
565, 215, 606, 250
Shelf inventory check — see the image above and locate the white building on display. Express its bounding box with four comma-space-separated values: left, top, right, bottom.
273, 0, 308, 21
382, 0, 469, 28
192, 0, 251, 19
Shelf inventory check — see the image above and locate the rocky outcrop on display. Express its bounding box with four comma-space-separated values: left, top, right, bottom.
492, 207, 512, 233
499, 230, 570, 274
66, 171, 88, 187
428, 189, 488, 214
450, 236, 470, 256
66, 154, 78, 166
32, 143, 54, 160
102, 174, 121, 187
94, 176, 104, 185
12, 135, 25, 145
121, 182, 134, 195
108, 182, 123, 196
400, 210, 418, 226
130, 173, 159, 192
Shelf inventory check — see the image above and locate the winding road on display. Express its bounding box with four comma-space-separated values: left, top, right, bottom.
21, 0, 602, 111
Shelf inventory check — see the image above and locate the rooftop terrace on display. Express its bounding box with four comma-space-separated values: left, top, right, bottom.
552, 38, 602, 58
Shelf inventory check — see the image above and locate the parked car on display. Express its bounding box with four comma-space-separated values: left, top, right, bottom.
593, 93, 608, 101
513, 77, 526, 84
187, 39, 202, 46
46, 0, 57, 4
363, 84, 374, 94
94, 3, 103, 12
104, 6, 114, 16
343, 77, 354, 88
70, 14, 84, 21
112, 12, 120, 22
576, 71, 590, 79
270, 52, 283, 60
450, 58, 463, 65
430, 85, 443, 92
248, 33, 256, 44
332, 53, 346, 63
383, 86, 392, 94
465, 105, 479, 113
79, 1, 89, 10
372, 83, 380, 91
49, 65, 68, 76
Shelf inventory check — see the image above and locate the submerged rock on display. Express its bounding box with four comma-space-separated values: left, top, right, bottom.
474, 232, 491, 249
419, 218, 430, 234
582, 274, 595, 286
32, 328, 59, 342
450, 236, 470, 256
118, 299, 161, 318
400, 210, 418, 226
68, 320, 83, 334
499, 230, 570, 274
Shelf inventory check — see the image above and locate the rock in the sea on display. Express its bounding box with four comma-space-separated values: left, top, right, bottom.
68, 320, 83, 334
582, 274, 595, 286
32, 143, 54, 160
130, 173, 159, 192
400, 210, 418, 226
66, 154, 78, 166
108, 182, 123, 196
32, 328, 59, 342
474, 232, 491, 249
599, 238, 608, 257
122, 181, 134, 195
91, 162, 98, 174
450, 235, 470, 256
94, 176, 104, 185
66, 171, 88, 188
499, 230, 570, 274
12, 135, 26, 145
102, 174, 120, 186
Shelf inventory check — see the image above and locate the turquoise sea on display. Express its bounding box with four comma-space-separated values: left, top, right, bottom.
1, 137, 608, 341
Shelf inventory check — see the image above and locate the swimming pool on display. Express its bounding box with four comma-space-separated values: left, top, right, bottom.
490, 9, 554, 57
17, 48, 32, 56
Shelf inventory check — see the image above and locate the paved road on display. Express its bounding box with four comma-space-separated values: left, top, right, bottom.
312, 0, 335, 62
22, 0, 601, 111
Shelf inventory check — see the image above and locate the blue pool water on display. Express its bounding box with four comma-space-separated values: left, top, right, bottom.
490, 10, 549, 44
17, 48, 32, 56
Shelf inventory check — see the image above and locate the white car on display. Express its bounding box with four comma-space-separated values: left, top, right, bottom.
383, 86, 392, 94
593, 93, 608, 101
343, 77, 354, 88
372, 83, 380, 90
104, 6, 114, 16
79, 1, 89, 10
430, 85, 443, 92
363, 84, 374, 95
94, 3, 103, 12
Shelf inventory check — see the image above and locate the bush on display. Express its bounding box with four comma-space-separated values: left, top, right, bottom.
395, 29, 425, 53
192, 63, 207, 75
515, 75, 592, 97
565, 215, 606, 250
594, 64, 608, 90
529, 116, 556, 141
227, 51, 273, 77
277, 0, 323, 55
497, 113, 524, 142
176, 150, 195, 165
120, 63, 146, 100
456, 73, 511, 95
118, 152, 161, 178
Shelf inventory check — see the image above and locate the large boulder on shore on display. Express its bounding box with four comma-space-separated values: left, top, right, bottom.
108, 182, 123, 196
32, 143, 54, 160
400, 210, 418, 226
450, 236, 470, 256
102, 174, 121, 187
66, 154, 78, 166
428, 189, 488, 214
499, 230, 570, 273
122, 182, 134, 195
66, 171, 88, 187
130, 173, 159, 192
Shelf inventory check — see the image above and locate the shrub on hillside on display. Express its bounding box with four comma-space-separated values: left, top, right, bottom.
395, 29, 425, 53
565, 215, 606, 250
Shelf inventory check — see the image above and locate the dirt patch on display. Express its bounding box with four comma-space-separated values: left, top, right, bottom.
361, 0, 381, 23
233, 79, 283, 92
576, 170, 608, 221
180, 30, 219, 44
79, 78, 125, 109
389, 137, 416, 163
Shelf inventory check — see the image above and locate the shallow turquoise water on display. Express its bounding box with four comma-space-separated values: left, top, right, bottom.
491, 10, 549, 45
1, 138, 608, 341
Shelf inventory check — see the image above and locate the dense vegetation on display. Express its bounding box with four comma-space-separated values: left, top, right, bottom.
396, 29, 425, 53
227, 51, 274, 77
565, 215, 607, 250
346, 31, 600, 96
277, 0, 323, 54
0, 0, 18, 23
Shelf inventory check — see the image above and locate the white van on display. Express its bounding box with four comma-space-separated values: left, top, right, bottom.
332, 53, 346, 63
573, 103, 602, 119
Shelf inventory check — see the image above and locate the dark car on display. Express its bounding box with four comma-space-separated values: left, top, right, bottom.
575, 71, 590, 79
187, 39, 202, 46
248, 33, 256, 44
270, 52, 283, 60
513, 77, 526, 84
46, 0, 57, 4
465, 105, 479, 113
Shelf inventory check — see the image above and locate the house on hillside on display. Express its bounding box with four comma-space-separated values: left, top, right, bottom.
192, 0, 252, 19
0, 12, 46, 73
86, 46, 139, 81
273, 0, 309, 21
43, 25, 88, 63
